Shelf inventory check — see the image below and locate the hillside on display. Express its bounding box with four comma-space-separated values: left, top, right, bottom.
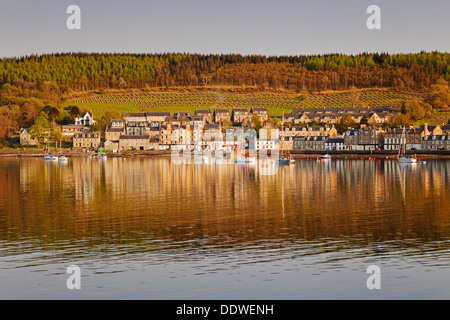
63, 89, 423, 118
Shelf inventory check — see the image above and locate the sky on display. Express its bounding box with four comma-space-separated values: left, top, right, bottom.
0, 0, 449, 58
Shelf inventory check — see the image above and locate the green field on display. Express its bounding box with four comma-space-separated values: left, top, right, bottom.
416, 111, 450, 127
60, 102, 140, 119
64, 91, 424, 119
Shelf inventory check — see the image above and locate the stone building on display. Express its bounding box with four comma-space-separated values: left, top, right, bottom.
73, 132, 101, 149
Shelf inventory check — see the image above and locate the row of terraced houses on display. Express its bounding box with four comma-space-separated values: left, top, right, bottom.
19, 108, 450, 152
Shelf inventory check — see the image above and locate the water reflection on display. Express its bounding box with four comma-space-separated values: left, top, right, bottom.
0, 157, 449, 299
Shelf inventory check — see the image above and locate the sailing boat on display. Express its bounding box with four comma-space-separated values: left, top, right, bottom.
278, 113, 295, 165
398, 127, 417, 164
58, 140, 68, 162
44, 130, 58, 161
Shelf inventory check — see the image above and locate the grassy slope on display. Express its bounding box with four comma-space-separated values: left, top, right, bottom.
62, 90, 425, 119
416, 111, 450, 127
60, 102, 140, 118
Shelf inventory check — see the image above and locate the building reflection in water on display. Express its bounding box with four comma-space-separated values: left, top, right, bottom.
0, 157, 445, 249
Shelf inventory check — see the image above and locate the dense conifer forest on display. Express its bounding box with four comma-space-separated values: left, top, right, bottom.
1, 52, 449, 92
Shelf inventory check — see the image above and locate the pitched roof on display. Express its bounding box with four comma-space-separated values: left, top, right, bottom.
61, 124, 84, 129
145, 112, 171, 117
123, 112, 146, 118
195, 109, 211, 115
74, 132, 100, 138
119, 135, 150, 140
215, 108, 230, 114
326, 138, 345, 143
106, 128, 125, 133
204, 123, 220, 130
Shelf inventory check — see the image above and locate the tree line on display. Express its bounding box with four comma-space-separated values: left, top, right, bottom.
1, 52, 449, 93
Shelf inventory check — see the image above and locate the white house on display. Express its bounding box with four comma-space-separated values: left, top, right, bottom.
325, 138, 345, 151
75, 112, 97, 126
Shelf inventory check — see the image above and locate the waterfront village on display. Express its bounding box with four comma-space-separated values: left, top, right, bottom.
19, 107, 450, 153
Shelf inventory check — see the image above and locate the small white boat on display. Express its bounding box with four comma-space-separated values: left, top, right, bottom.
57, 141, 68, 162
398, 156, 417, 164
44, 132, 58, 161
397, 127, 417, 164
58, 154, 69, 162
278, 155, 295, 165
98, 154, 107, 160
321, 154, 331, 160
45, 153, 58, 161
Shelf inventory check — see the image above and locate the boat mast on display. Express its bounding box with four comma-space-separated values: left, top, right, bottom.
398, 127, 404, 158
47, 130, 51, 154
402, 127, 408, 156
281, 112, 284, 156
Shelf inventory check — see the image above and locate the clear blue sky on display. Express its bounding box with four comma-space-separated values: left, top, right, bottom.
0, 0, 449, 58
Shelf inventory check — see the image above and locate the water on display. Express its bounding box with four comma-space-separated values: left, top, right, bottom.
0, 157, 449, 299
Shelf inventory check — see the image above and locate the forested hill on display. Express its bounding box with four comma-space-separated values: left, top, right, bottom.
1, 52, 449, 92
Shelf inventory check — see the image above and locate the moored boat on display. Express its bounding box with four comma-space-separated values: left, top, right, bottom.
397, 127, 417, 164
45, 153, 58, 161
278, 154, 295, 165
398, 155, 417, 163
57, 140, 68, 162
58, 154, 69, 162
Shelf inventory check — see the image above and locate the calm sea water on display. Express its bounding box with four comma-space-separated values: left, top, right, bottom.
0, 156, 449, 299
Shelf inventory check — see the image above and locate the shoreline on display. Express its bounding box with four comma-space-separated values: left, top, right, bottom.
1, 149, 450, 159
